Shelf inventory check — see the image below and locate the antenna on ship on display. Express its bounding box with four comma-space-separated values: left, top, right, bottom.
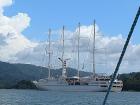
92, 20, 96, 79
48, 29, 51, 80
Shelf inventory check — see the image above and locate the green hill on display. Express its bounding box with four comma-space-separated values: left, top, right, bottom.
0, 61, 90, 88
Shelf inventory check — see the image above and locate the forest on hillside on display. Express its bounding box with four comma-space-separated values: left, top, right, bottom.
0, 61, 140, 91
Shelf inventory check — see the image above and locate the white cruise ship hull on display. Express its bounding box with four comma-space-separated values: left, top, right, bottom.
111, 87, 122, 92
36, 84, 108, 92
34, 79, 108, 92
34, 78, 123, 92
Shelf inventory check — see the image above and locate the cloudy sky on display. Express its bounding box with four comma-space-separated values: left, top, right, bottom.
0, 0, 140, 74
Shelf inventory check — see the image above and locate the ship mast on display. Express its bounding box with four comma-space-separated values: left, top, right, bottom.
58, 26, 69, 78
48, 29, 51, 79
92, 20, 96, 79
77, 23, 80, 78
61, 26, 67, 78
62, 26, 64, 68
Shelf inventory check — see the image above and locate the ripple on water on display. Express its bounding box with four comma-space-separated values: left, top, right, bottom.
0, 89, 140, 105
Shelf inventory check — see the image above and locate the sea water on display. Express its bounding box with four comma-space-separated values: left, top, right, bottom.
0, 89, 140, 105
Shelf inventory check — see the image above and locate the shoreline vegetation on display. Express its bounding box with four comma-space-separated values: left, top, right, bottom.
12, 80, 37, 89
0, 61, 140, 91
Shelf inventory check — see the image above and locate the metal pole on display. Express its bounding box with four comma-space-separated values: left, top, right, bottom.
102, 6, 140, 105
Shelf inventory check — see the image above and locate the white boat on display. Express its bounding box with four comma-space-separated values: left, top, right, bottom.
34, 21, 123, 92
111, 80, 123, 92
34, 76, 123, 92
34, 78, 108, 92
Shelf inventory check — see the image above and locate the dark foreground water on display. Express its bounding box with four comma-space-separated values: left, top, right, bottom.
0, 89, 140, 105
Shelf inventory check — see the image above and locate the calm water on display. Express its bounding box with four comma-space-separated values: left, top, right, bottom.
0, 89, 140, 105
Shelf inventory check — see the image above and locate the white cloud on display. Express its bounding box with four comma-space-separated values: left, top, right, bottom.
0, 0, 37, 61
0, 0, 12, 14
9, 13, 31, 32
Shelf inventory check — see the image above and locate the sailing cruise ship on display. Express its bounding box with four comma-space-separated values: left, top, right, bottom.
34, 21, 123, 92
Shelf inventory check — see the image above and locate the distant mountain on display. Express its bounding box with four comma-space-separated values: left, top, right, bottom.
0, 61, 91, 88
